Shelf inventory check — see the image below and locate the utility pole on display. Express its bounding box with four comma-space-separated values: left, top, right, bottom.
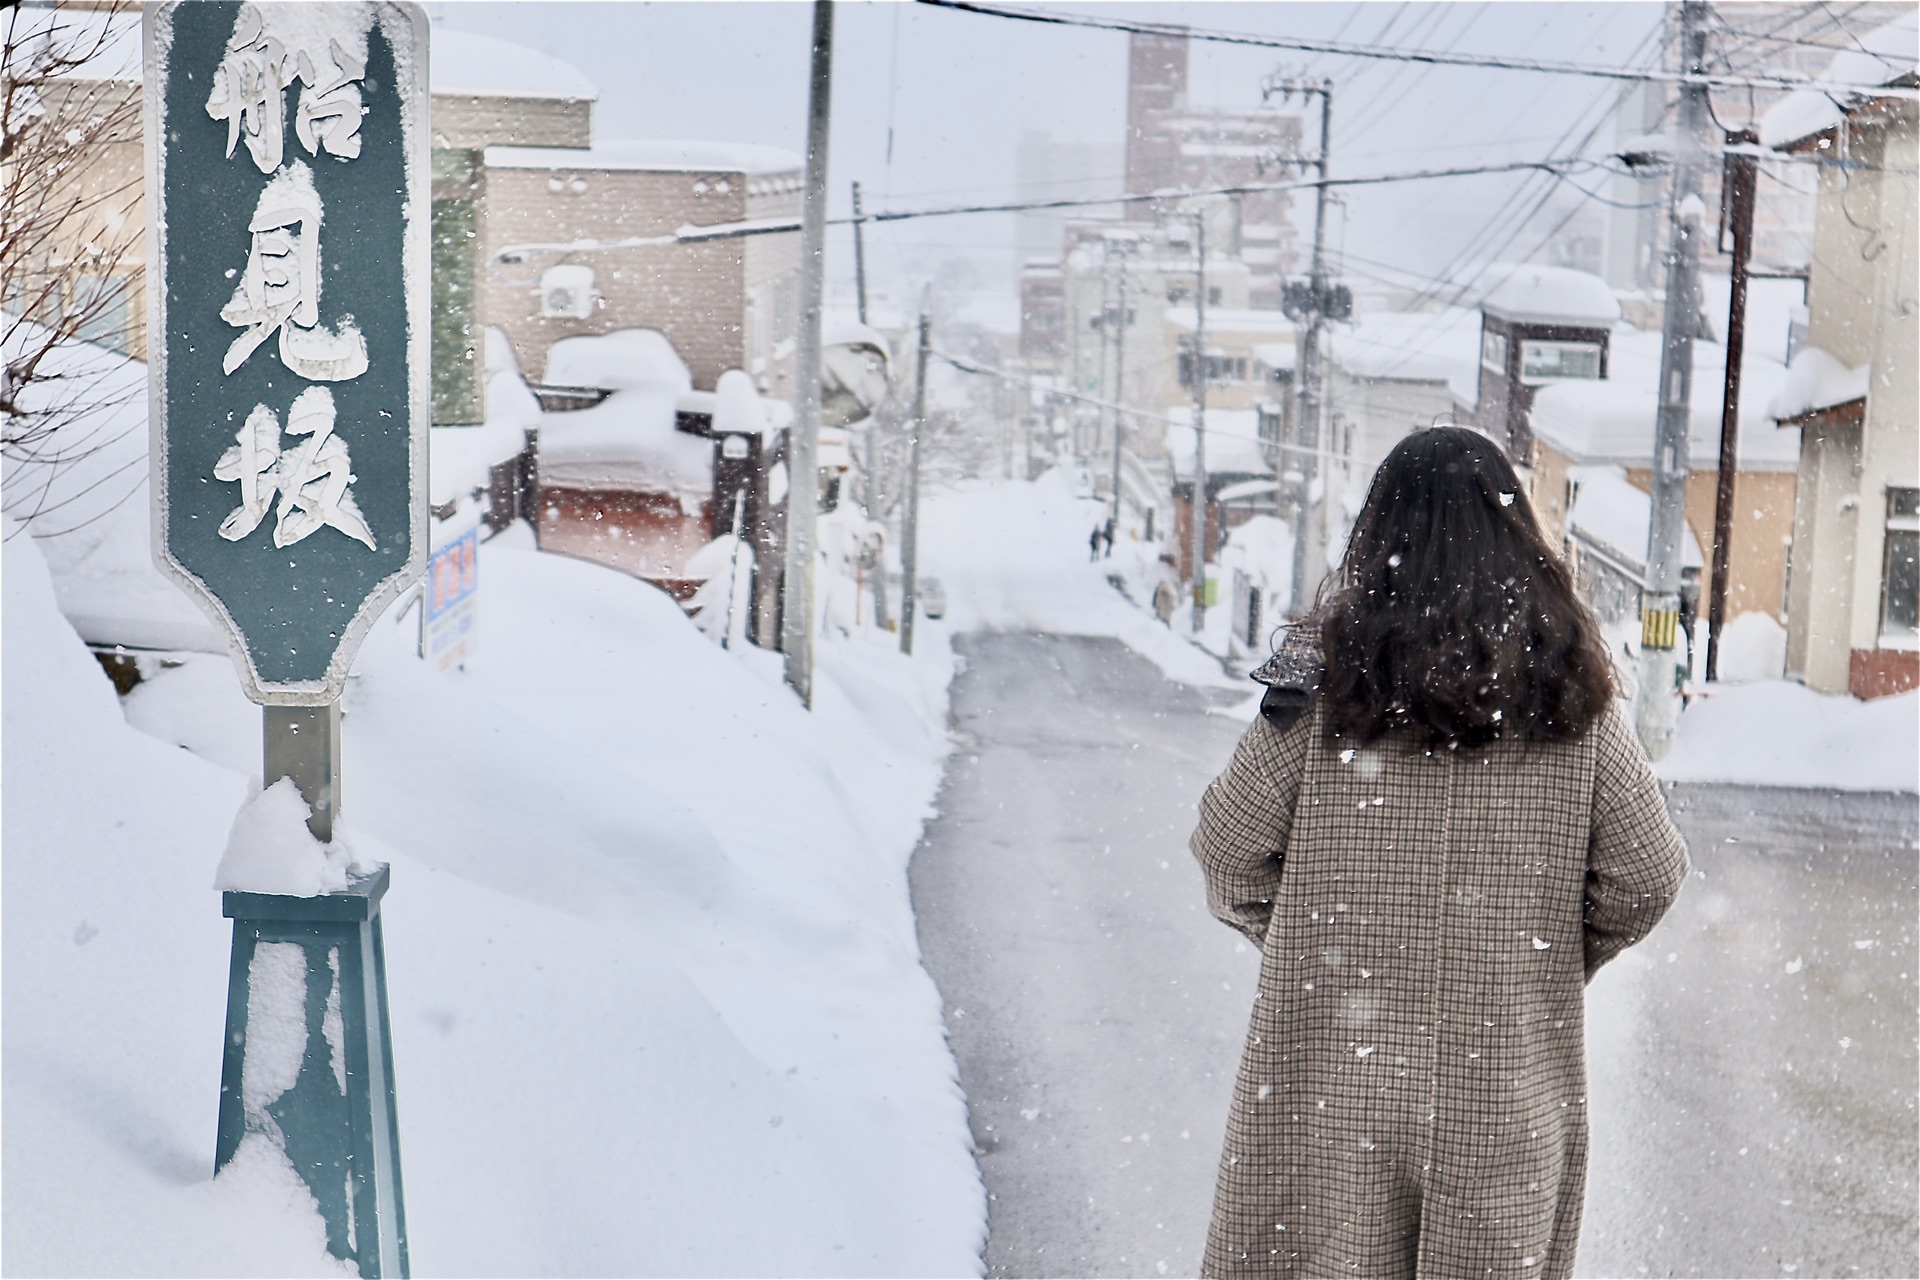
1635, 0, 1710, 755
1093, 249, 1113, 463
781, 0, 834, 707
851, 179, 884, 521
1190, 211, 1210, 634
1109, 245, 1129, 524
901, 298, 930, 656
851, 180, 869, 325
1706, 127, 1758, 683
1267, 76, 1334, 618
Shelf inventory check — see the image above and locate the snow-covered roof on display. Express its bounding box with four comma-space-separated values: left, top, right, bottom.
1251, 342, 1296, 372
1328, 306, 1483, 406
1761, 10, 1919, 150
1568, 467, 1704, 578
488, 139, 801, 176
0, 322, 224, 652
1167, 408, 1274, 481
536, 331, 712, 496
543, 329, 688, 390
431, 26, 597, 101
1528, 326, 1799, 472
1766, 346, 1869, 422
675, 370, 786, 439
1165, 307, 1295, 336
1480, 265, 1621, 329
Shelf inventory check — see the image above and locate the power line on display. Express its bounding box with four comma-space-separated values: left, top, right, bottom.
489, 157, 1605, 270
913, 0, 1920, 98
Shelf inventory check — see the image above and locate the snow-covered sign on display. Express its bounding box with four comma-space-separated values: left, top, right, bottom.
147, 1, 429, 704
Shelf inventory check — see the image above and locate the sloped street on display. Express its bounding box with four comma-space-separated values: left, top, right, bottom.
913, 632, 1918, 1278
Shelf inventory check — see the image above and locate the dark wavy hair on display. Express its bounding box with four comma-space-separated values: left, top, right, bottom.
1304, 426, 1614, 748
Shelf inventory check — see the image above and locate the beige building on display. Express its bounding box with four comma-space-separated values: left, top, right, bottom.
1527, 321, 1799, 635
2, 6, 145, 356
1761, 17, 1918, 699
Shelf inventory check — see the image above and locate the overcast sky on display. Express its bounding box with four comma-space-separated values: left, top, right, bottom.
428, 1, 1669, 308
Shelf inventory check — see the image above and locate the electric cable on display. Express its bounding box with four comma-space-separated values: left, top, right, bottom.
912, 0, 1920, 98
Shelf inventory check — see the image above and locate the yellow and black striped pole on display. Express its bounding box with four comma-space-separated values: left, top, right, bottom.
1641, 598, 1681, 652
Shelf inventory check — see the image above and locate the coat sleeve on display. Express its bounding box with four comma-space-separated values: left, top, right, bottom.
1584, 701, 1691, 981
1190, 708, 1312, 950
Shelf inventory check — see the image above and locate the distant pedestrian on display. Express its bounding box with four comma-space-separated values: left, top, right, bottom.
1190, 427, 1688, 1279
1089, 524, 1103, 562
1102, 517, 1116, 558
1153, 579, 1177, 625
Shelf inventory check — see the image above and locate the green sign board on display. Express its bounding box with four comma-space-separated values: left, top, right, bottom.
148, 1, 428, 704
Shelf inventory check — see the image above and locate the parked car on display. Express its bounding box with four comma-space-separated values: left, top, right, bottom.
917, 576, 946, 620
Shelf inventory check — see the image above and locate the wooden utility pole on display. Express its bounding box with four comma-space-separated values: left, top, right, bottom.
901, 300, 930, 655
781, 0, 834, 706
1189, 211, 1210, 633
1635, 0, 1710, 756
1706, 128, 1758, 683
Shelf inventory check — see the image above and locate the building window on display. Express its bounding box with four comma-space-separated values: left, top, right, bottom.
1179, 352, 1249, 387
1881, 487, 1918, 646
1480, 328, 1507, 372
1520, 340, 1602, 381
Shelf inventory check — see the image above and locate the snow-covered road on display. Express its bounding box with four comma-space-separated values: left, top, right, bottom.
910, 632, 1256, 1277
911, 631, 1918, 1279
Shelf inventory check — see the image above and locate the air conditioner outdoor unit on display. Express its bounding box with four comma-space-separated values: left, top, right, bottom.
538, 264, 597, 319
542, 286, 591, 319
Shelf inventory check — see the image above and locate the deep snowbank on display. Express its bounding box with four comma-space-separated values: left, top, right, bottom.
3, 521, 983, 1276
1, 522, 352, 1276
1654, 679, 1918, 793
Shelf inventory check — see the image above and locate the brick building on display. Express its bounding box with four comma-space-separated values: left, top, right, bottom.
480, 140, 802, 399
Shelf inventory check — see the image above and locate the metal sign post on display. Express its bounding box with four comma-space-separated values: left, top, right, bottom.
146, 4, 427, 1273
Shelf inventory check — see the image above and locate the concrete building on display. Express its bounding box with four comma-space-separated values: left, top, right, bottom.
1761, 13, 1918, 699
1321, 306, 1482, 528
1123, 31, 1304, 309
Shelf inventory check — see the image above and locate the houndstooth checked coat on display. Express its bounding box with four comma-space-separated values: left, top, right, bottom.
1190, 646, 1688, 1279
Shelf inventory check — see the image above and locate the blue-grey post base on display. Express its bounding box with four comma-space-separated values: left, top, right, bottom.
217, 866, 408, 1277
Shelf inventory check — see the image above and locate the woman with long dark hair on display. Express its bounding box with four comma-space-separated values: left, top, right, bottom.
1190, 426, 1688, 1279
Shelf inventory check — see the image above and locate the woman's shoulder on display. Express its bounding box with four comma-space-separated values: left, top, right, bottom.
1249, 629, 1323, 732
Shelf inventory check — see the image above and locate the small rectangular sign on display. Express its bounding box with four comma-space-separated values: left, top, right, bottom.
147, 1, 429, 705
422, 525, 478, 672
